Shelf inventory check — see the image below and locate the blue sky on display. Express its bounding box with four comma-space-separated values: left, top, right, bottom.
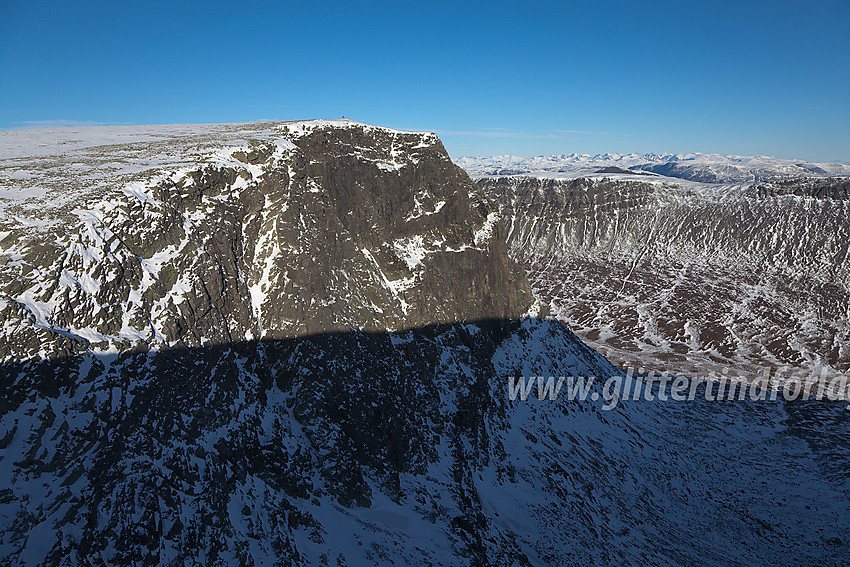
1, 0, 848, 161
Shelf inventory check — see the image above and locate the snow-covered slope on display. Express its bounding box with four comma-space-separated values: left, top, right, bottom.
457, 152, 850, 183
3, 317, 849, 566
1, 122, 848, 565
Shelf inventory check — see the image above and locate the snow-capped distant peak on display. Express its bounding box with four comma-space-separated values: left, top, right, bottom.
456, 152, 850, 183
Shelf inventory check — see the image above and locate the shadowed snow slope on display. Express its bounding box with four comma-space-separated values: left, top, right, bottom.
1, 321, 849, 565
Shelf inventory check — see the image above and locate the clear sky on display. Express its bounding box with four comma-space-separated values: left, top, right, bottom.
1, 0, 848, 162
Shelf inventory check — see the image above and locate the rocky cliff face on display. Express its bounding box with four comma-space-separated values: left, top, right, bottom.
0, 123, 848, 566
0, 120, 531, 361
480, 175, 850, 379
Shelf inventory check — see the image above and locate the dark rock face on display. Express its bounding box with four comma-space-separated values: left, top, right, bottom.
480, 175, 850, 378
0, 121, 532, 361
595, 166, 644, 175
754, 176, 850, 200
267, 125, 532, 334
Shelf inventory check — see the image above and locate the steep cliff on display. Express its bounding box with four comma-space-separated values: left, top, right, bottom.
480, 175, 850, 378
0, 120, 531, 361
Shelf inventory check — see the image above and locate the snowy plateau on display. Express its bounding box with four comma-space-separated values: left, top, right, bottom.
0, 120, 848, 566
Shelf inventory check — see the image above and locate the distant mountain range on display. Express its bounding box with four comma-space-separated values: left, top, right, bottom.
456, 152, 850, 183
